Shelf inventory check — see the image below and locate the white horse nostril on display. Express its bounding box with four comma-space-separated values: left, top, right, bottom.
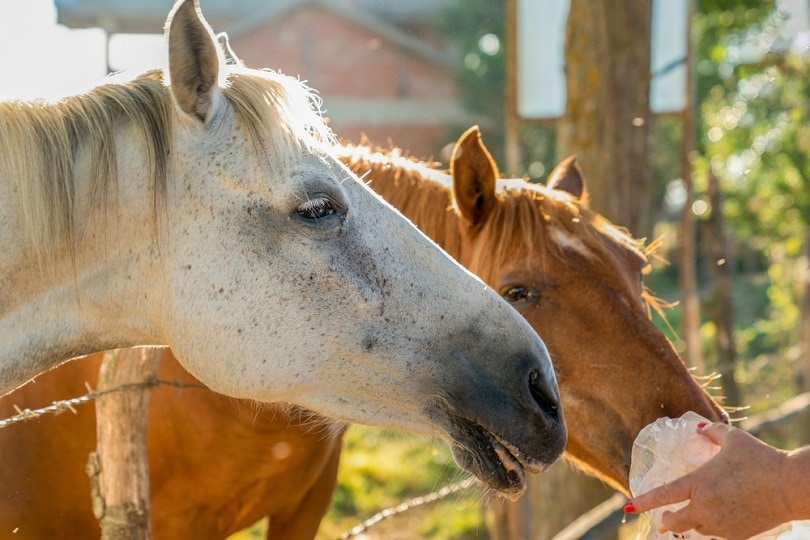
529, 368, 559, 419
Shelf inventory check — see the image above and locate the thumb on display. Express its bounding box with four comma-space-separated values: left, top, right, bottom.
660, 504, 698, 534
696, 421, 732, 446
626, 475, 694, 514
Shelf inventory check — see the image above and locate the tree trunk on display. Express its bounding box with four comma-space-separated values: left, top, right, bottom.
87, 348, 160, 539
489, 461, 614, 540
556, 0, 652, 237
489, 488, 532, 540
703, 171, 741, 408
678, 0, 707, 374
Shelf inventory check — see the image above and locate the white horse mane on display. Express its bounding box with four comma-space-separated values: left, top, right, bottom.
0, 67, 334, 264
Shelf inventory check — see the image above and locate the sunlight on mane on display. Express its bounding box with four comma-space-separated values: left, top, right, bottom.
0, 65, 334, 266
471, 179, 649, 285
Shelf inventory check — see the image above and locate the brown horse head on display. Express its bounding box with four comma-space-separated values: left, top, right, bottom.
337, 130, 727, 491
444, 126, 727, 491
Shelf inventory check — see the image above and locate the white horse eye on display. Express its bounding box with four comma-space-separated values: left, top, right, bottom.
296, 196, 336, 220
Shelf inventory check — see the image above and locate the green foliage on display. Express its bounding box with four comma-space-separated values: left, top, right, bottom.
694, 0, 776, 154
436, 0, 506, 125
437, 0, 507, 163
697, 1, 810, 386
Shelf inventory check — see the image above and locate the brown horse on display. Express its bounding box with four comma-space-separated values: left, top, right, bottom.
0, 127, 725, 539
341, 128, 726, 486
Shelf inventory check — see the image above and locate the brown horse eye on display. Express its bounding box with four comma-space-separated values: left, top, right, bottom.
503, 285, 535, 303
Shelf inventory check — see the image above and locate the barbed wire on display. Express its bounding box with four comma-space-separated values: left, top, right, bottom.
0, 378, 207, 429
339, 476, 477, 539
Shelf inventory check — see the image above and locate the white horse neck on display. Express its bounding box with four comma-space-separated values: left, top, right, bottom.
0, 89, 165, 394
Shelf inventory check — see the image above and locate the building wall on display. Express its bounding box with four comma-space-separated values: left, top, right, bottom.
231, 5, 467, 159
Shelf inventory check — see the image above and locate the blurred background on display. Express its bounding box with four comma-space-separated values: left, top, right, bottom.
3, 0, 809, 538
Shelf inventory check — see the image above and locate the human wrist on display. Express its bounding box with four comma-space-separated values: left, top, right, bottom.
781, 446, 810, 522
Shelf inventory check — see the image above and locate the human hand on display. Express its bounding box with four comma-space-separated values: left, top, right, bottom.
625, 422, 794, 540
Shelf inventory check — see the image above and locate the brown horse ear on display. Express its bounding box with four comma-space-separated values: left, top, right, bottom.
451, 126, 499, 226
547, 155, 588, 201
166, 0, 221, 122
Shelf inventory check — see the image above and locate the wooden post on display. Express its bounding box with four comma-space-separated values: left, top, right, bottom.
504, 0, 521, 176
556, 0, 653, 236
87, 348, 160, 539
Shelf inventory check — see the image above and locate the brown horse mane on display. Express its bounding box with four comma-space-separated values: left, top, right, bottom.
338, 141, 649, 285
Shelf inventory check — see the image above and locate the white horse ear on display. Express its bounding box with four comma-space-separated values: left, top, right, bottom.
165, 0, 222, 122
216, 32, 244, 67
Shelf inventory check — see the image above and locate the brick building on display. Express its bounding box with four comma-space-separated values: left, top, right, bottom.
57, 0, 473, 158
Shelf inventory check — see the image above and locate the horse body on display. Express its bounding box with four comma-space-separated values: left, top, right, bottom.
0, 128, 725, 538
0, 0, 565, 503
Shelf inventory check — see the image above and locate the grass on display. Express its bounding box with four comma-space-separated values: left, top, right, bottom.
316, 426, 488, 540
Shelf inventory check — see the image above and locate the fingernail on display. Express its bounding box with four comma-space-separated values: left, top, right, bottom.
624, 501, 636, 513
697, 421, 708, 429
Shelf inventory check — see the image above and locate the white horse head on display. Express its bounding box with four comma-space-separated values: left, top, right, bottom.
0, 0, 565, 495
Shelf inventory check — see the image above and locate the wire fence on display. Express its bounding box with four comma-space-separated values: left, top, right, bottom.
0, 378, 206, 430
2, 376, 807, 539
339, 476, 477, 539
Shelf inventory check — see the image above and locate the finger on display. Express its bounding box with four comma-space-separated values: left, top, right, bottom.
626, 476, 693, 513
696, 421, 732, 446
661, 505, 699, 534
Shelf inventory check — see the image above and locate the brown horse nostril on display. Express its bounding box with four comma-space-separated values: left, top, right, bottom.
528, 368, 559, 420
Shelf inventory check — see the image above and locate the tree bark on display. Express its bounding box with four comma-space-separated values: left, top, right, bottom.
87, 348, 160, 540
556, 0, 653, 237
489, 487, 532, 540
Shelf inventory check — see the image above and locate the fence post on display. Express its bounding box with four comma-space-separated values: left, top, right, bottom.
87, 348, 160, 539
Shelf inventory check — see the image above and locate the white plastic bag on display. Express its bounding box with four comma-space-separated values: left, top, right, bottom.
629, 411, 798, 539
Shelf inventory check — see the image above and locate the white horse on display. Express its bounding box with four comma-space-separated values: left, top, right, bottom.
0, 0, 565, 495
